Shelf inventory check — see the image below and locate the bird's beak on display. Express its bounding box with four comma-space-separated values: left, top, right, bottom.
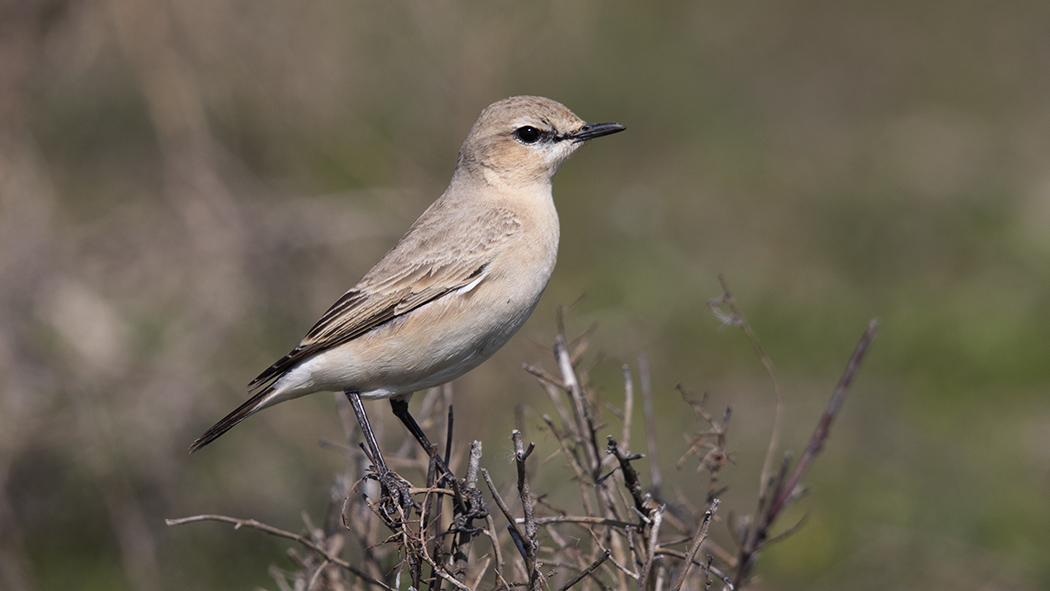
572, 122, 626, 143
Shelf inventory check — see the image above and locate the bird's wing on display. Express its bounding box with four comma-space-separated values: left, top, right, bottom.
246, 206, 520, 394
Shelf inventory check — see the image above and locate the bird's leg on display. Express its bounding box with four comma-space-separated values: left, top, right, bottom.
390, 397, 455, 481
390, 397, 486, 526
346, 390, 386, 469
344, 390, 414, 517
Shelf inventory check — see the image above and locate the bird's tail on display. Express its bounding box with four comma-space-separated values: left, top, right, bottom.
189, 386, 276, 453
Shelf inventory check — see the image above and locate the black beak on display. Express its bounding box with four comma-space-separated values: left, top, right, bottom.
572, 122, 626, 143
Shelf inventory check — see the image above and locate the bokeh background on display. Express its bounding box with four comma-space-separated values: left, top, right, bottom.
1, 0, 1048, 589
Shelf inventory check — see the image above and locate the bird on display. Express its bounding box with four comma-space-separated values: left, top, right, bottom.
189, 95, 625, 459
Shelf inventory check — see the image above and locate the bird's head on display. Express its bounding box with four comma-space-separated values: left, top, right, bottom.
456, 95, 625, 190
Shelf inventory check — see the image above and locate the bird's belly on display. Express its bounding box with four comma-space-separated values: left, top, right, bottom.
294, 267, 550, 399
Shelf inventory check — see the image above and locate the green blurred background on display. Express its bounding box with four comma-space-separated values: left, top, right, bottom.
1, 0, 1048, 589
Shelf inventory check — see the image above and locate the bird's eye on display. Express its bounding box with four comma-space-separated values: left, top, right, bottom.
514, 126, 543, 144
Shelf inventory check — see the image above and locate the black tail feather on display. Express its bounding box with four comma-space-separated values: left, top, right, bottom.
189, 387, 274, 453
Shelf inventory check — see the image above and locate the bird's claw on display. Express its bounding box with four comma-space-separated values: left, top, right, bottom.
373, 468, 417, 525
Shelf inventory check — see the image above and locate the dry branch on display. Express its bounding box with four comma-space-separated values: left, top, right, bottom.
168, 298, 875, 591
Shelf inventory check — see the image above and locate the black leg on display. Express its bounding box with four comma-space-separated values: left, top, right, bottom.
345, 390, 414, 515
390, 397, 436, 453
390, 397, 454, 478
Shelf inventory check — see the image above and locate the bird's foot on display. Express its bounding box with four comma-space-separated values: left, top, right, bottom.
456, 484, 489, 523
372, 467, 417, 526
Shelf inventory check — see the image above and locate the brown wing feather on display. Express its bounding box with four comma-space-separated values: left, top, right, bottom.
246, 291, 401, 394
246, 206, 520, 395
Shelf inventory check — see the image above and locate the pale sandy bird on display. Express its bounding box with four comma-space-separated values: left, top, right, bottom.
190, 96, 624, 455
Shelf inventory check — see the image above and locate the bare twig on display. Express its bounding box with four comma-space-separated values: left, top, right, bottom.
484, 513, 507, 586
677, 387, 733, 504
558, 549, 612, 591
709, 274, 784, 508
541, 414, 598, 516
451, 440, 486, 582
768, 319, 878, 520
512, 430, 542, 591
733, 318, 879, 587
621, 364, 634, 452
523, 364, 569, 392
654, 548, 734, 589
181, 310, 872, 591
639, 353, 662, 496
636, 503, 665, 590
481, 467, 527, 561
416, 544, 472, 591
606, 436, 651, 518
165, 514, 390, 589
555, 335, 602, 478
670, 499, 721, 591
530, 515, 637, 528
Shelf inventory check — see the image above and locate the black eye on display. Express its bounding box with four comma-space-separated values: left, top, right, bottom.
514, 126, 542, 144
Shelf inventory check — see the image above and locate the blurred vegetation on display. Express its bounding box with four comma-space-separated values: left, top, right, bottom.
1, 0, 1048, 589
